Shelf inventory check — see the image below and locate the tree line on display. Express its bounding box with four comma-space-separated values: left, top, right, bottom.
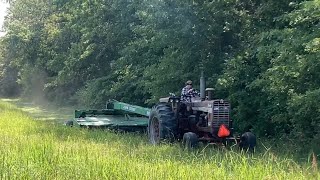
0, 0, 319, 143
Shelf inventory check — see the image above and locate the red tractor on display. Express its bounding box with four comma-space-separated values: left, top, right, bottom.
148, 75, 256, 152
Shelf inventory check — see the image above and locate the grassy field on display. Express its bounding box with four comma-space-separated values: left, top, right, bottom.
0, 99, 319, 179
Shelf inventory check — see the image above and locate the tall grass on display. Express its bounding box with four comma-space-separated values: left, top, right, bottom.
0, 100, 318, 179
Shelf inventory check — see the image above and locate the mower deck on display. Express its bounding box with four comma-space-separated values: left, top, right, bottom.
75, 115, 149, 127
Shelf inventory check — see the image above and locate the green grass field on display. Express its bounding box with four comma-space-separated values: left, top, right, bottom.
0, 99, 319, 179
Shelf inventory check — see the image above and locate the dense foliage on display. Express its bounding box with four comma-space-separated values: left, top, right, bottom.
0, 0, 319, 141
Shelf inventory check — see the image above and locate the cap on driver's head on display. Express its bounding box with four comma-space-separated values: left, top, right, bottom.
186, 80, 192, 85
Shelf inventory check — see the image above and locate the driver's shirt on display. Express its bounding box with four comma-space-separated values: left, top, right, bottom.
180, 86, 200, 102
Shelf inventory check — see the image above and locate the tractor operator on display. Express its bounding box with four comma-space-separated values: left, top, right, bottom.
181, 80, 200, 102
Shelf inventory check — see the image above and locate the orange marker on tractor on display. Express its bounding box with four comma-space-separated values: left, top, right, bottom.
218, 124, 230, 137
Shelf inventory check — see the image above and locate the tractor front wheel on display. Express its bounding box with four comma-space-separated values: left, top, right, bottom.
239, 132, 256, 153
148, 103, 177, 145
182, 132, 199, 149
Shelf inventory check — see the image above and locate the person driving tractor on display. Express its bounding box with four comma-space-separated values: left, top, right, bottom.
180, 80, 200, 102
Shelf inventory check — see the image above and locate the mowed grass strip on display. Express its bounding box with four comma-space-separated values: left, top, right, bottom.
0, 100, 318, 179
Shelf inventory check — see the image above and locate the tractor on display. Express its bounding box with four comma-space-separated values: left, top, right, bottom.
147, 74, 256, 151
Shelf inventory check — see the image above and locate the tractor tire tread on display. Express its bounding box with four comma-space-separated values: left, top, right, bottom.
148, 103, 177, 144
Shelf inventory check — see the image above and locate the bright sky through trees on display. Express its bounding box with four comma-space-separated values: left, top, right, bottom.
0, 1, 9, 36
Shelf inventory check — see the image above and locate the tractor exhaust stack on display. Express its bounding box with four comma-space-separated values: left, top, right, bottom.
200, 71, 206, 101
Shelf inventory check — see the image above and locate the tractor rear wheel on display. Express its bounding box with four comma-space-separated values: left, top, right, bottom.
182, 132, 199, 149
148, 103, 177, 145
